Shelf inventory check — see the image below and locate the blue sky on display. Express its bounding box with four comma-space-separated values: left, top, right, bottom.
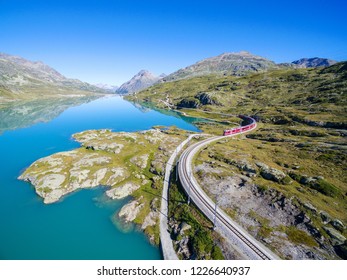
1, 0, 346, 85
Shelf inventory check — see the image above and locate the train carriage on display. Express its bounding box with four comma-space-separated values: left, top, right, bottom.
223, 115, 257, 136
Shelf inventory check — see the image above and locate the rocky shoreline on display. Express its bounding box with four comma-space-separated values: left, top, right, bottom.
19, 127, 185, 244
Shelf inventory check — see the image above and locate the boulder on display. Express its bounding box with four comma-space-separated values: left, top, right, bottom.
233, 159, 257, 174
256, 162, 287, 182
303, 202, 317, 213
179, 222, 192, 234
320, 211, 332, 224
118, 199, 144, 222
177, 97, 200, 108
255, 161, 269, 170
195, 92, 221, 106
300, 176, 316, 185
260, 166, 286, 183
141, 210, 158, 229
334, 240, 347, 259
106, 182, 140, 199
330, 219, 346, 232
323, 227, 346, 246
142, 198, 159, 229
295, 211, 311, 225
130, 154, 149, 169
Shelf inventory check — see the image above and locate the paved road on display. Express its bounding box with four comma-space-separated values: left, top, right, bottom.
177, 132, 280, 260
159, 134, 200, 260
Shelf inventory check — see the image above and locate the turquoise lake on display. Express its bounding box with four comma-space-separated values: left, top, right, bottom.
0, 95, 198, 260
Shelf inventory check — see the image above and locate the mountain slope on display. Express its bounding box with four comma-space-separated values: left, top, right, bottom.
116, 70, 164, 94
0, 52, 105, 103
130, 62, 347, 125
162, 51, 279, 82
292, 57, 337, 68
127, 62, 347, 260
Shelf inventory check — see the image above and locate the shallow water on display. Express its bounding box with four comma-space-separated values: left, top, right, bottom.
0, 95, 198, 259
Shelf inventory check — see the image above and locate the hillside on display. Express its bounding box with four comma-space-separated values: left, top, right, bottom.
162, 51, 279, 82
127, 62, 347, 259
130, 62, 347, 126
0, 52, 105, 104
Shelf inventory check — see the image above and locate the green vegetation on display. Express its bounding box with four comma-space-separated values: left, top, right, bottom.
168, 170, 224, 260
249, 210, 273, 238
289, 173, 341, 198
310, 179, 341, 198
126, 62, 346, 258
0, 53, 106, 105
17, 59, 347, 259
285, 226, 318, 247
20, 127, 189, 245
127, 62, 347, 127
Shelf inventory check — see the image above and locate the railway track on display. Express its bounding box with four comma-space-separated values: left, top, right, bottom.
177, 119, 279, 260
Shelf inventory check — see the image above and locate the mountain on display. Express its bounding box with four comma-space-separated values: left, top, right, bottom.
116, 70, 164, 94
291, 57, 337, 68
129, 61, 347, 125
0, 52, 105, 104
162, 51, 279, 82
95, 83, 118, 92
126, 62, 347, 260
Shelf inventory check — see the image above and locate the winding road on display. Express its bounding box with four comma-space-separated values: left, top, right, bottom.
160, 115, 279, 259
177, 120, 280, 260
160, 133, 200, 260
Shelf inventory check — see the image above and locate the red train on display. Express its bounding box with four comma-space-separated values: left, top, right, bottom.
223, 115, 257, 136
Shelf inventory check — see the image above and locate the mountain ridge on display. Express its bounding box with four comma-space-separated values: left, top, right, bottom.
161, 51, 279, 82
116, 70, 165, 94
0, 52, 105, 104
291, 57, 337, 68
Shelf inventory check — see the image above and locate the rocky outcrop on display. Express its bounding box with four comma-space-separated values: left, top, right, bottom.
142, 199, 159, 231
178, 222, 192, 234
177, 97, 200, 109
195, 92, 221, 106
106, 183, 140, 200
320, 211, 332, 224
18, 127, 186, 248
118, 198, 144, 222
18, 128, 180, 205
330, 220, 346, 232
130, 154, 149, 169
231, 159, 257, 175
18, 150, 115, 203
323, 227, 346, 245
255, 162, 287, 183
334, 241, 347, 259
169, 220, 192, 259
